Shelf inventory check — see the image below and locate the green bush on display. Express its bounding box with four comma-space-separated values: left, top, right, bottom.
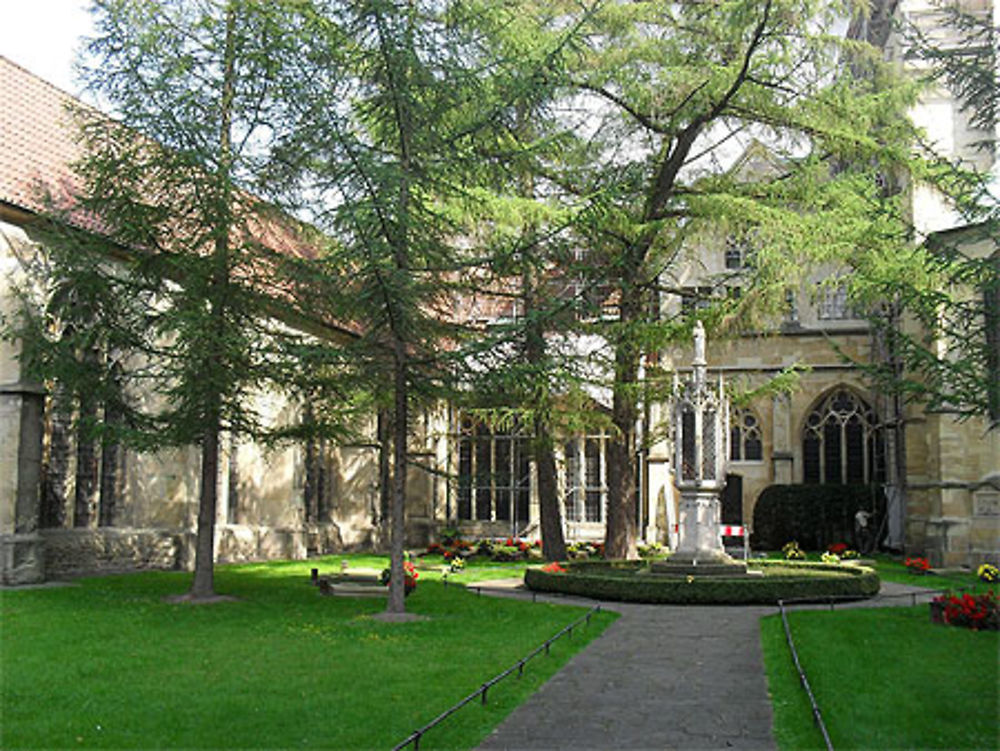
524, 560, 880, 604
751, 484, 884, 551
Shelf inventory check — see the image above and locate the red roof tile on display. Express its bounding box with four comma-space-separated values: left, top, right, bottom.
0, 55, 89, 222
0, 55, 361, 338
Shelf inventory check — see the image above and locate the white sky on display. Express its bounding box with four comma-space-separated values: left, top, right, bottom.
0, 0, 95, 96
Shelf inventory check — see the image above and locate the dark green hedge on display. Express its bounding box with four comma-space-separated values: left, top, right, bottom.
524, 560, 879, 604
750, 484, 884, 551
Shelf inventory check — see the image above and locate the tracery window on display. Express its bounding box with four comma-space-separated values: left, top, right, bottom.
456, 415, 530, 523
730, 407, 763, 462
802, 389, 884, 485
564, 435, 607, 523
817, 282, 852, 320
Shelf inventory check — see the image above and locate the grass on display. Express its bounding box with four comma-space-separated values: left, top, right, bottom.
1, 555, 616, 750
761, 558, 999, 750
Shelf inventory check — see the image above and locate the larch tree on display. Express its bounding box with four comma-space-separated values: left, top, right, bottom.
446, 0, 602, 562
270, 0, 510, 614
539, 0, 922, 558
854, 1, 1000, 427
10, 0, 325, 600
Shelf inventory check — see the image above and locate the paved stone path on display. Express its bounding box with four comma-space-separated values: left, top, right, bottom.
472, 580, 938, 751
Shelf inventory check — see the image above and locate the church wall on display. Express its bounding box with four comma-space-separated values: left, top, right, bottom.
0, 216, 398, 581
677, 331, 876, 533
906, 412, 1000, 567
0, 220, 45, 584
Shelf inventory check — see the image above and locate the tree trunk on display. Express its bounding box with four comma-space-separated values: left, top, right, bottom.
190, 422, 220, 599
378, 408, 392, 530
386, 347, 408, 614
524, 275, 566, 561
604, 286, 641, 560
535, 430, 566, 561
187, 1, 236, 600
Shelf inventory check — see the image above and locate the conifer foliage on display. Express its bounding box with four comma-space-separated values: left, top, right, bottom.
12, 0, 317, 600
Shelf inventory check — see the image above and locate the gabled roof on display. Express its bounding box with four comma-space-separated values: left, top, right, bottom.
0, 55, 361, 339
0, 55, 87, 225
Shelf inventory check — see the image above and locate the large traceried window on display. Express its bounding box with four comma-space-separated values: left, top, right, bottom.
564, 435, 607, 523
456, 415, 530, 523
730, 407, 763, 462
802, 389, 884, 485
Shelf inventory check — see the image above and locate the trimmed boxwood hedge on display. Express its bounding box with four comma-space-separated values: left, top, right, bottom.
750, 484, 885, 551
524, 560, 879, 604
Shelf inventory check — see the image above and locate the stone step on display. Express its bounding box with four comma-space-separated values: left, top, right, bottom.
318, 578, 388, 597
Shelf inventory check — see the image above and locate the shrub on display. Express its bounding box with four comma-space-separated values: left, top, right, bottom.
524, 560, 879, 604
751, 484, 883, 551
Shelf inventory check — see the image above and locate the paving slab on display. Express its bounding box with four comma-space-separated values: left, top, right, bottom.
473, 578, 939, 751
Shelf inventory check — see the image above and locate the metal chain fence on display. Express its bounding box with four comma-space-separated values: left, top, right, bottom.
392, 601, 603, 751
776, 583, 974, 751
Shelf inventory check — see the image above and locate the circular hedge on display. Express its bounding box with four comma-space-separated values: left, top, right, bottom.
524, 560, 880, 605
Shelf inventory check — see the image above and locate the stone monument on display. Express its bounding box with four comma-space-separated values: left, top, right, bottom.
652, 322, 746, 576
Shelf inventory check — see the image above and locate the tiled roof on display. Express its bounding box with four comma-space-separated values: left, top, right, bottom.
0, 55, 89, 224
0, 56, 361, 338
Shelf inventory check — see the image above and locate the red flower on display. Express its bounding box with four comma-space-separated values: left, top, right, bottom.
828, 542, 848, 555
541, 561, 567, 574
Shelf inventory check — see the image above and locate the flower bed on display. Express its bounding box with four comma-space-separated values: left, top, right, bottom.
420, 536, 541, 564
524, 560, 880, 604
977, 563, 998, 583
904, 556, 931, 574
931, 591, 999, 631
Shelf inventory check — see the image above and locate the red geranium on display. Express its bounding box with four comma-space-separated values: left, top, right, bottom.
934, 590, 998, 630
905, 557, 930, 573
541, 561, 567, 574
827, 542, 848, 555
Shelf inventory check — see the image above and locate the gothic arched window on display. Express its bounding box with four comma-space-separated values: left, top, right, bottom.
730, 407, 763, 462
802, 389, 884, 485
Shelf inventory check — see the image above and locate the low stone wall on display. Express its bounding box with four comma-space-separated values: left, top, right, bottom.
0, 533, 45, 585
216, 524, 343, 563
38, 523, 347, 580
40, 528, 182, 579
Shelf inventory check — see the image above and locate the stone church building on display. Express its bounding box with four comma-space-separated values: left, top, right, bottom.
2, 3, 997, 585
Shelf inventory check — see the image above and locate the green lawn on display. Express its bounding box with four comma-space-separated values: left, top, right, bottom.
761, 560, 999, 750
1, 555, 616, 750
